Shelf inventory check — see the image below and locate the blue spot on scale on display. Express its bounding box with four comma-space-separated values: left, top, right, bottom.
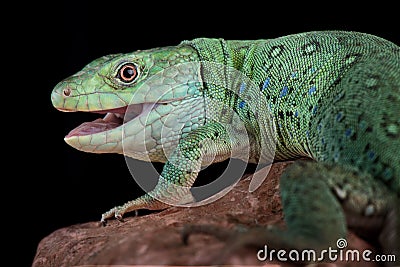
345, 128, 352, 137
239, 83, 246, 93
382, 168, 393, 180
291, 72, 297, 78
294, 110, 299, 117
308, 86, 316, 95
367, 150, 375, 160
239, 100, 246, 108
262, 77, 271, 91
336, 112, 343, 122
312, 105, 318, 115
279, 86, 289, 97
334, 152, 340, 161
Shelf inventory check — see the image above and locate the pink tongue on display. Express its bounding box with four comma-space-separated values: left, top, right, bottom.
66, 119, 120, 138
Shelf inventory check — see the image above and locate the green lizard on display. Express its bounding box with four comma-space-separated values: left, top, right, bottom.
51, 31, 399, 264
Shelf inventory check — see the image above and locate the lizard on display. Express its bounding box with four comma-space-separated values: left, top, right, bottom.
51, 31, 399, 265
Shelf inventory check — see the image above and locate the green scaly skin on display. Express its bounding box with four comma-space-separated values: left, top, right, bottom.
51, 31, 399, 265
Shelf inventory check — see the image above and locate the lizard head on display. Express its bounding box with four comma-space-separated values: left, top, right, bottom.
51, 44, 204, 162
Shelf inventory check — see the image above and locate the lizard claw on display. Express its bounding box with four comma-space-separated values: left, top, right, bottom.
100, 218, 107, 227
115, 213, 124, 221
100, 206, 142, 226
99, 209, 125, 226
100, 207, 119, 226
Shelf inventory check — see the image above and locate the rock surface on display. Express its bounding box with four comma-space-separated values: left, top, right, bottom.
32, 161, 378, 267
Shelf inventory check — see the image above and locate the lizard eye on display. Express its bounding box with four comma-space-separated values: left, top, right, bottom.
117, 63, 138, 83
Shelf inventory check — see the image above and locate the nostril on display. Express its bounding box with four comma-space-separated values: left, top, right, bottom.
63, 87, 71, 97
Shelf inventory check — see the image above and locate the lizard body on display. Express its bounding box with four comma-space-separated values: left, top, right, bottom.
51, 31, 399, 265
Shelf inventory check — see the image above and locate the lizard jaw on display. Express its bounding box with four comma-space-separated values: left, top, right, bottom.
64, 103, 155, 139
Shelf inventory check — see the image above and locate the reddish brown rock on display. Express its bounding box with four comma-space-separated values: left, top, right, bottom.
32, 161, 379, 267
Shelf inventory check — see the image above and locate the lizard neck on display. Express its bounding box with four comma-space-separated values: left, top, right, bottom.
181, 38, 257, 68
182, 38, 315, 162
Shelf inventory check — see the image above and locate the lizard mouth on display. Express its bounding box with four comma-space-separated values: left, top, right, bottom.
65, 103, 156, 138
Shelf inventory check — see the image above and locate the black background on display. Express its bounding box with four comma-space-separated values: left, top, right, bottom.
16, 2, 399, 266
